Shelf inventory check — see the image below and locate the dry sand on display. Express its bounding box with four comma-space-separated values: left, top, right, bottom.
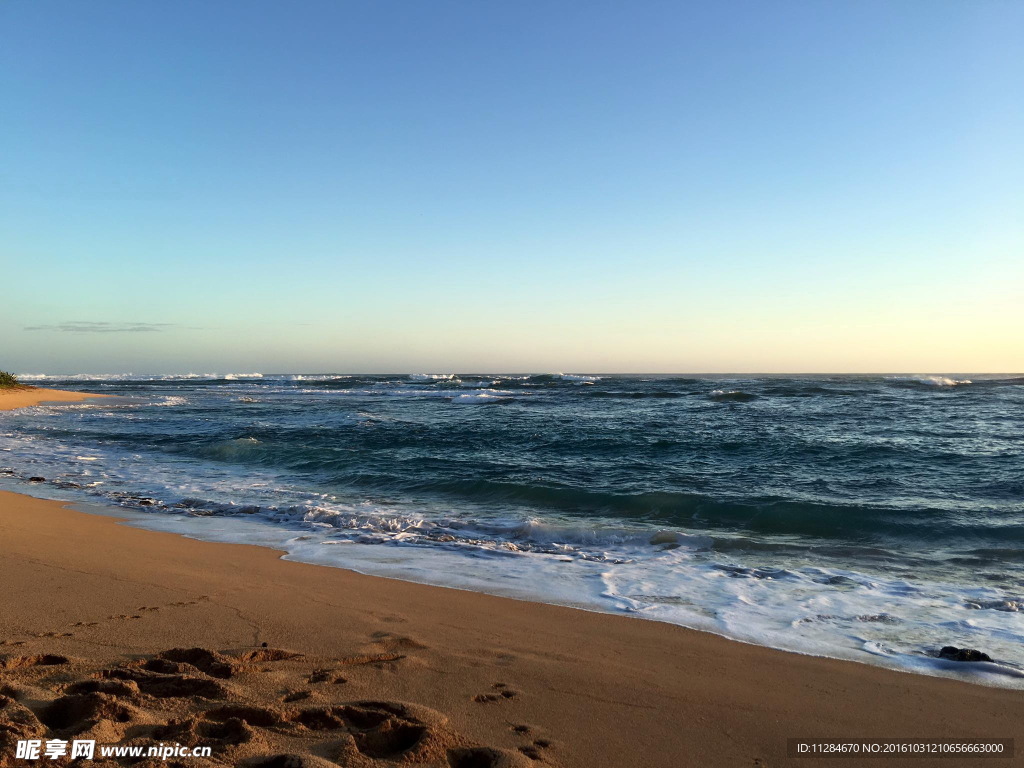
0, 491, 1021, 767
0, 388, 110, 411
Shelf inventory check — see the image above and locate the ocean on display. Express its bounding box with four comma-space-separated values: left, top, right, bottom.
2, 373, 1022, 687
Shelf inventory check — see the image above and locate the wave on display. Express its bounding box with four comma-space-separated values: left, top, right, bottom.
291, 387, 517, 401
126, 495, 713, 559
409, 373, 457, 381
450, 392, 515, 404
153, 396, 188, 407
16, 372, 352, 384
16, 373, 253, 382
588, 391, 685, 399
388, 478, 1024, 542
709, 389, 758, 402
886, 375, 973, 388
198, 437, 265, 461
9, 462, 1024, 686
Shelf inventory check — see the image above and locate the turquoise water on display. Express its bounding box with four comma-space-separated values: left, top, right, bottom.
2, 373, 1022, 685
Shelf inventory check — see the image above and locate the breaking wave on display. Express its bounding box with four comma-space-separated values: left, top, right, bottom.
886, 375, 973, 387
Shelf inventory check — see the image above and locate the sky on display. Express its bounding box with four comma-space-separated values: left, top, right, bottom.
1, 0, 1021, 374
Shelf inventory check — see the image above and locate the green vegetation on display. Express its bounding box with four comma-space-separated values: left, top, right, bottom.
0, 371, 21, 389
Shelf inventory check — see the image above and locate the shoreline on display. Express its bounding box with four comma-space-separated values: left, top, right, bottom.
0, 386, 111, 411
75, 492, 1024, 693
1, 389, 1021, 691
1, 489, 1022, 767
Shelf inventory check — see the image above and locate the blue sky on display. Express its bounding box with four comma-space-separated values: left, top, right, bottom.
2, 0, 1021, 373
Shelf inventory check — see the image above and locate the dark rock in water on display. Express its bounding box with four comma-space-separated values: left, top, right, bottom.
938, 646, 992, 662
28, 477, 45, 482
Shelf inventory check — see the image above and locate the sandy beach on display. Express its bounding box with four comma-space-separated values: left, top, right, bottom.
0, 489, 1021, 768
0, 388, 110, 411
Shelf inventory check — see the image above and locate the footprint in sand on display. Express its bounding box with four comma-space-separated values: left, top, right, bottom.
155, 713, 264, 749
0, 694, 45, 754
307, 669, 347, 684
38, 692, 139, 736
65, 679, 140, 697
0, 645, 541, 767
448, 746, 536, 767
334, 652, 407, 668
204, 704, 283, 727
106, 669, 231, 700
0, 654, 70, 670
519, 738, 555, 761
472, 683, 520, 704
370, 631, 428, 650
167, 596, 208, 608
519, 745, 543, 761
238, 648, 302, 663
243, 756, 337, 768
156, 647, 237, 678
0, 684, 22, 699
287, 700, 533, 766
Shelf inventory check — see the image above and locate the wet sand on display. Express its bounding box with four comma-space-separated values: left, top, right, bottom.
0, 490, 1022, 767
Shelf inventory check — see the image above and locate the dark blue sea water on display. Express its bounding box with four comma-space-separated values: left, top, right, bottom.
2, 373, 1022, 685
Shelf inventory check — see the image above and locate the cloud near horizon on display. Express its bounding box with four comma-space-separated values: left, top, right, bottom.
23, 322, 174, 333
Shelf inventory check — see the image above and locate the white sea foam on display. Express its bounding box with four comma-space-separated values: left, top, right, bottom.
557, 373, 600, 382
409, 373, 457, 381
888, 375, 973, 387
47, 489, 1023, 690
293, 387, 519, 401
16, 372, 264, 382
450, 391, 515, 404
154, 396, 188, 407
16, 373, 148, 381
4, 447, 1023, 688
